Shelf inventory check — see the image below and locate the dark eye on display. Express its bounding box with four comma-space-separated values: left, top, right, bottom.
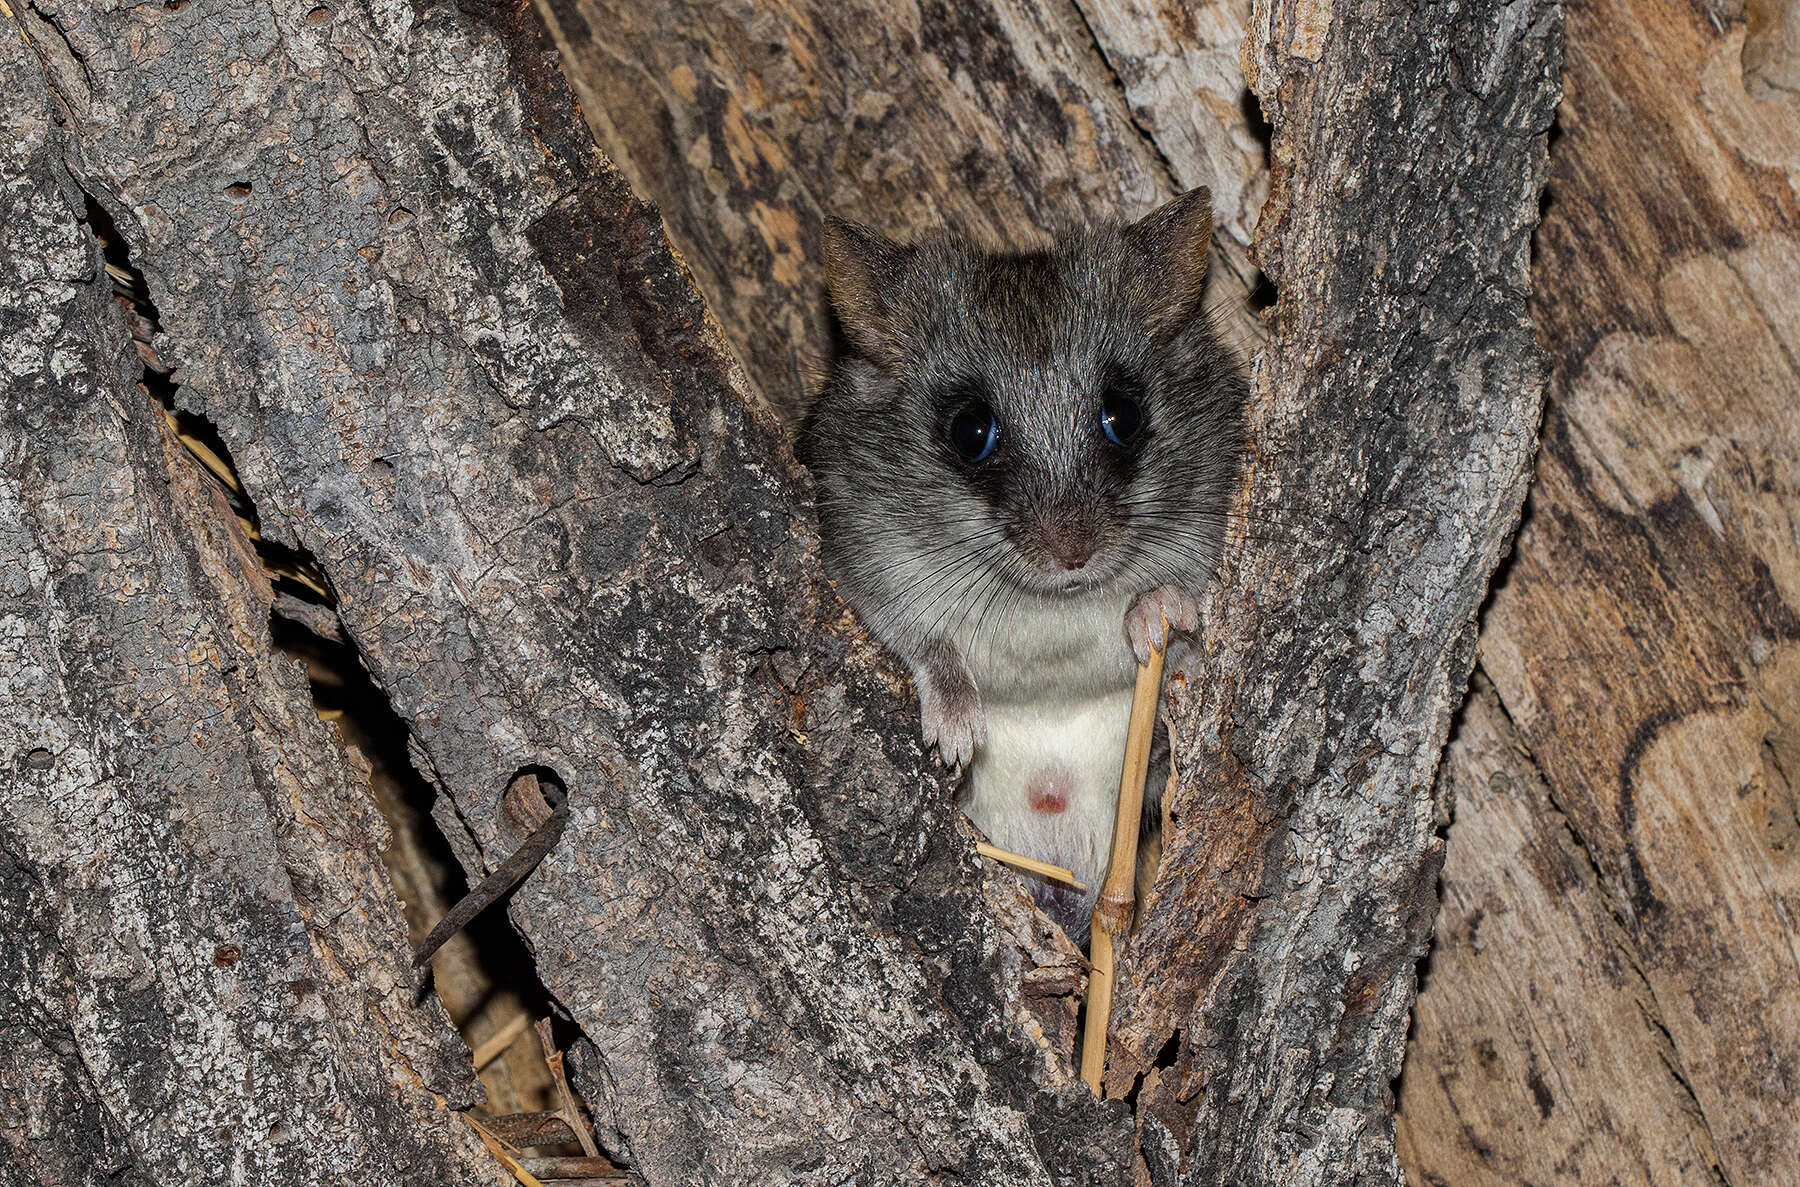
1101, 385, 1143, 447
948, 401, 999, 463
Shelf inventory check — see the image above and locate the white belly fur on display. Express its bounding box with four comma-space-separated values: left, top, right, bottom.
951, 590, 1137, 908
964, 692, 1132, 895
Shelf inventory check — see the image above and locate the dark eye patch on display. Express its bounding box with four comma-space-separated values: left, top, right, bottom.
933, 376, 1001, 466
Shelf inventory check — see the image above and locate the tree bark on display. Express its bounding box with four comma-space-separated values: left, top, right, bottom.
0, 21, 491, 1181
3, 0, 1559, 1183
1105, 0, 1558, 1177
1396, 0, 1800, 1180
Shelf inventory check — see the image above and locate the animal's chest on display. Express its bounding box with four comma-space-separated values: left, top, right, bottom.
953, 592, 1136, 707
954, 592, 1140, 907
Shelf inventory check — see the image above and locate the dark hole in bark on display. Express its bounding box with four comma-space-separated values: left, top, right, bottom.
1237, 88, 1277, 317
305, 5, 333, 24
222, 181, 252, 202
501, 764, 568, 844
1539, 115, 1563, 222
1122, 1028, 1184, 1111
1247, 271, 1277, 313
87, 190, 336, 608
1240, 87, 1273, 172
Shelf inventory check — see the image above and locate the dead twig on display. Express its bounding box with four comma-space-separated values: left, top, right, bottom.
477, 1111, 579, 1148
535, 1019, 602, 1159
413, 794, 568, 970
517, 1157, 628, 1180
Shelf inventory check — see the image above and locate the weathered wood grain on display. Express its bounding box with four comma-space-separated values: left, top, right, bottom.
1069, 0, 1267, 254
1396, 677, 1720, 1186
0, 16, 491, 1179
1397, 0, 1800, 1178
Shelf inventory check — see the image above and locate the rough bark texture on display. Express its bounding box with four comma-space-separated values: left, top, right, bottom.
1101, 0, 1558, 1178
4, 0, 1125, 1182
3, 0, 1572, 1180
0, 17, 493, 1181
538, 0, 1559, 1183
1395, 0, 1800, 1180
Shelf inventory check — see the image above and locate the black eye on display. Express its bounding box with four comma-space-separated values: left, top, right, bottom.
948, 401, 999, 463
1101, 385, 1143, 447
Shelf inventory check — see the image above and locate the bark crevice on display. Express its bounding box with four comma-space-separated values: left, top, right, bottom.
82, 174, 593, 1135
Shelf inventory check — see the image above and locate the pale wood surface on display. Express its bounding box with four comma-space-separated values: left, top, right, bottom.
1397, 0, 1800, 1178
1397, 677, 1721, 1185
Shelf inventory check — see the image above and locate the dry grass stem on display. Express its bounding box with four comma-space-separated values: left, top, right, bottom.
464, 1114, 547, 1187
472, 1011, 534, 1071
975, 840, 1087, 889
1079, 620, 1168, 1092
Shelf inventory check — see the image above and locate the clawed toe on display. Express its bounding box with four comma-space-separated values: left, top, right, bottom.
921, 696, 984, 768
1126, 586, 1199, 663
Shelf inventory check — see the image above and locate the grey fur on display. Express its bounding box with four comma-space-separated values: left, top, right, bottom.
802, 189, 1246, 937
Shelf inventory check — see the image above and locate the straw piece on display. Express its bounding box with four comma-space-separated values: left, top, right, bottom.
1079, 620, 1169, 1092
975, 840, 1087, 890
472, 1011, 533, 1071
464, 1114, 547, 1187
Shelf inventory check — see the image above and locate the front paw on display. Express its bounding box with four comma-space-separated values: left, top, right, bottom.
1125, 585, 1199, 664
920, 683, 987, 769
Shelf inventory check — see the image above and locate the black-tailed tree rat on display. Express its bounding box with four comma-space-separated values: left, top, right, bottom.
802, 188, 1246, 939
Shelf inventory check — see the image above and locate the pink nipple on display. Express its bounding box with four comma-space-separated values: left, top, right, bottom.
1027, 767, 1071, 814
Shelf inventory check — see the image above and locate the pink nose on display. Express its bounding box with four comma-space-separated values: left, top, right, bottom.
1040, 523, 1096, 571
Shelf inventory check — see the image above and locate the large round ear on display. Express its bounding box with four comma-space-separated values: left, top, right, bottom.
1125, 187, 1215, 335
821, 217, 910, 364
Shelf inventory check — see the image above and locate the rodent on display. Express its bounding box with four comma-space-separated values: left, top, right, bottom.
801, 188, 1246, 941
